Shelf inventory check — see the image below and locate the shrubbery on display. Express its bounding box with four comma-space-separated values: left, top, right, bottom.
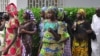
18, 8, 96, 23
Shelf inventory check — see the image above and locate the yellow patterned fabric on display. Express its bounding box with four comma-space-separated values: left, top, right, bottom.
72, 38, 88, 56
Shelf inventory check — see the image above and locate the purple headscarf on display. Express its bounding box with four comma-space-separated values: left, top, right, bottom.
25, 9, 35, 20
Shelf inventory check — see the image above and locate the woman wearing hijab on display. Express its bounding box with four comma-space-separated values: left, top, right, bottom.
57, 8, 72, 56
3, 3, 22, 56
72, 9, 93, 56
38, 7, 48, 54
19, 9, 37, 56
39, 6, 68, 56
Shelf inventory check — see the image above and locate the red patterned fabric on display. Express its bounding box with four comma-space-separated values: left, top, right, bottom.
6, 3, 18, 17
4, 18, 22, 56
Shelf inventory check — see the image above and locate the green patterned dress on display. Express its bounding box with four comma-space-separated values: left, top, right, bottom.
39, 21, 69, 56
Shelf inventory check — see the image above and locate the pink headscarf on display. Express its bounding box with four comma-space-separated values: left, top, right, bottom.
6, 3, 18, 17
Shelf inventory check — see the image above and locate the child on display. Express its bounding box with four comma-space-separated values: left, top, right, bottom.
58, 8, 72, 56
39, 6, 65, 56
19, 9, 37, 56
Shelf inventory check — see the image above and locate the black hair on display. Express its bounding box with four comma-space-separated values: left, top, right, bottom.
24, 12, 31, 20
96, 8, 100, 17
2, 13, 10, 21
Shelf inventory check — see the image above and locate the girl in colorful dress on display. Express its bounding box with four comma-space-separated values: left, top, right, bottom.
39, 6, 68, 56
39, 7, 47, 39
38, 7, 47, 54
3, 3, 22, 56
58, 8, 72, 56
72, 9, 93, 56
19, 9, 37, 56
0, 13, 9, 56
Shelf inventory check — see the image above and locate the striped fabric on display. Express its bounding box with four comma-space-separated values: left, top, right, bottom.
63, 38, 72, 56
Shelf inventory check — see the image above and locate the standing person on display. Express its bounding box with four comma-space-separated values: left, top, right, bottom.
0, 13, 9, 56
3, 3, 22, 56
91, 8, 100, 56
38, 7, 47, 54
39, 7, 47, 40
0, 13, 5, 56
72, 9, 93, 56
19, 9, 37, 56
39, 6, 66, 56
57, 8, 71, 56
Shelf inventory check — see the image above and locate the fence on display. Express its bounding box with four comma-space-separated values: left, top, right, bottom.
0, 0, 9, 12
28, 0, 63, 8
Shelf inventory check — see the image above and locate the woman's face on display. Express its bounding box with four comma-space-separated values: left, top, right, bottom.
46, 10, 54, 19
40, 11, 45, 17
23, 12, 30, 20
76, 13, 83, 20
23, 12, 27, 19
77, 13, 81, 18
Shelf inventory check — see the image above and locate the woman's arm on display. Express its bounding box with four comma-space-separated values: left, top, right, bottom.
7, 28, 18, 49
3, 28, 18, 55
0, 20, 5, 30
48, 28, 61, 41
21, 22, 37, 35
21, 27, 37, 35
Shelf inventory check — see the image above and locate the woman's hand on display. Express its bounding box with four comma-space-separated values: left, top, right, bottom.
20, 29, 26, 33
86, 30, 92, 33
48, 28, 53, 33
72, 22, 77, 30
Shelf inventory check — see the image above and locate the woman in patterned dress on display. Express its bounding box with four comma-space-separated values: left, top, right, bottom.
72, 9, 92, 56
19, 9, 37, 56
3, 14, 22, 56
58, 8, 72, 56
39, 6, 69, 56
3, 3, 22, 56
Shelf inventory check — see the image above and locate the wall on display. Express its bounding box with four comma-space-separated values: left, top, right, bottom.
63, 0, 100, 8
17, 0, 28, 10
10, 0, 27, 11
0, 0, 9, 12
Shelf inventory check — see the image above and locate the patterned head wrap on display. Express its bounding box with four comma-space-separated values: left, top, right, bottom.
25, 9, 35, 20
6, 3, 18, 17
46, 6, 58, 17
58, 8, 64, 20
77, 9, 86, 16
41, 7, 47, 12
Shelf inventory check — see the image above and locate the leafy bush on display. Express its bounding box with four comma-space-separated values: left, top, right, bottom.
18, 8, 96, 23
18, 8, 41, 23
64, 8, 96, 22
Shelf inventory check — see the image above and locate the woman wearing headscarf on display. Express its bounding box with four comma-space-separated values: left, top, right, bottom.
39, 7, 47, 40
18, 9, 37, 56
0, 13, 9, 55
3, 3, 22, 56
57, 8, 72, 56
39, 6, 66, 56
72, 9, 93, 56
38, 7, 47, 54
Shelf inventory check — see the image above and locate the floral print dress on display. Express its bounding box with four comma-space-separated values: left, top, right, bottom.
72, 21, 91, 56
4, 18, 21, 56
39, 21, 69, 56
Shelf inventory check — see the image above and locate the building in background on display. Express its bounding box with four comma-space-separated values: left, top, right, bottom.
0, 0, 100, 12
0, 0, 9, 12
28, 0, 63, 8
0, 0, 63, 12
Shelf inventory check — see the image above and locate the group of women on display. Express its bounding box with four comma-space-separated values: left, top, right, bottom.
38, 6, 95, 56
0, 3, 97, 56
